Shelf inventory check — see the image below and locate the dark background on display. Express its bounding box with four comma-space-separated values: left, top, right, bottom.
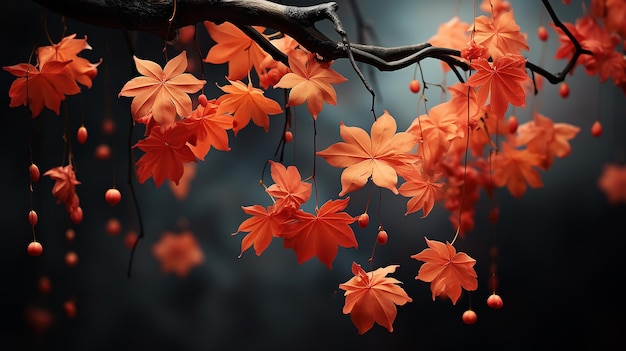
2, 1, 625, 350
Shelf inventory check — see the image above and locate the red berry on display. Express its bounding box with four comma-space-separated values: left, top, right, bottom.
66, 228, 76, 241
95, 144, 111, 160
29, 163, 40, 182
76, 126, 88, 144
70, 206, 83, 224
106, 217, 122, 236
28, 210, 38, 226
284, 130, 293, 143
64, 300, 77, 319
487, 293, 504, 309
101, 118, 115, 135
562, 0, 571, 4
38, 276, 52, 295
105, 188, 122, 206
376, 229, 388, 245
507, 116, 518, 134
65, 251, 79, 267
559, 82, 570, 98
357, 213, 370, 228
537, 26, 548, 41
125, 231, 138, 249
591, 121, 603, 137
198, 94, 209, 107
462, 309, 477, 324
409, 79, 421, 94
27, 241, 43, 256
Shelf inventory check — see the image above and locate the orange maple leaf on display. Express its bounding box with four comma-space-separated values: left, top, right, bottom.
265, 160, 312, 214
515, 112, 580, 170
118, 50, 206, 128
215, 79, 283, 135
274, 50, 347, 119
152, 231, 204, 277
3, 61, 80, 117
491, 141, 543, 198
133, 122, 197, 187
37, 33, 101, 88
280, 197, 357, 269
44, 165, 81, 206
398, 164, 444, 218
203, 21, 270, 81
466, 54, 531, 119
231, 204, 288, 257
181, 97, 232, 160
428, 17, 470, 72
412, 237, 478, 305
317, 111, 419, 196
470, 11, 529, 60
339, 262, 412, 334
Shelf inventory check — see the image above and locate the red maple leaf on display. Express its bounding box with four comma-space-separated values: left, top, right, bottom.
339, 262, 412, 334
280, 197, 357, 269
3, 61, 80, 117
44, 165, 81, 206
133, 122, 197, 187
265, 160, 312, 214
231, 204, 288, 257
152, 231, 204, 277
466, 54, 531, 119
37, 33, 101, 88
181, 97, 232, 160
412, 237, 478, 305
317, 111, 419, 196
491, 141, 543, 198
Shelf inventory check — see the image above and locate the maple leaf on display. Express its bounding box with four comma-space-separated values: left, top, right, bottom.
479, 0, 512, 17
168, 162, 197, 200
3, 61, 80, 117
265, 160, 312, 214
339, 262, 412, 334
280, 197, 357, 269
152, 231, 204, 277
274, 50, 347, 119
317, 111, 419, 196
181, 98, 232, 160
203, 21, 270, 81
216, 79, 283, 135
491, 141, 543, 198
466, 54, 531, 119
37, 33, 101, 88
118, 50, 206, 128
398, 164, 444, 218
598, 163, 626, 204
515, 112, 580, 170
412, 237, 478, 305
470, 11, 529, 60
428, 17, 470, 72
44, 165, 81, 206
133, 122, 197, 187
231, 204, 288, 257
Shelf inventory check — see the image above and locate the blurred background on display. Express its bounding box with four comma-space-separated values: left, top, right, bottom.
2, 1, 625, 350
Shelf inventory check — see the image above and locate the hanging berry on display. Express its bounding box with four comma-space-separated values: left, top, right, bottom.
462, 309, 477, 324
284, 130, 293, 143
537, 26, 548, 41
76, 125, 88, 144
29, 163, 40, 182
409, 79, 421, 94
28, 210, 38, 226
591, 121, 603, 137
105, 188, 122, 206
357, 213, 370, 228
376, 229, 388, 245
559, 82, 570, 98
27, 241, 43, 256
487, 293, 504, 309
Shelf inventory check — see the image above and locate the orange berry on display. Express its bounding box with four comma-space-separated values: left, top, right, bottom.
76, 126, 88, 144
70, 206, 83, 224
27, 241, 43, 256
105, 188, 122, 206
28, 210, 38, 226
101, 118, 115, 135
507, 116, 518, 134
198, 94, 208, 107
357, 213, 370, 228
29, 163, 40, 182
284, 130, 293, 143
537, 26, 548, 41
559, 82, 570, 98
376, 229, 388, 245
462, 309, 477, 324
409, 79, 421, 94
591, 121, 603, 137
66, 228, 76, 241
65, 251, 79, 267
124, 231, 138, 249
487, 293, 504, 309
106, 217, 122, 236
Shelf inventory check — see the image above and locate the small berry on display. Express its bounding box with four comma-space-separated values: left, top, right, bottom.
489, 207, 500, 224
38, 276, 52, 295
376, 229, 388, 245
507, 116, 518, 134
64, 300, 77, 319
409, 79, 421, 94
76, 126, 88, 144
95, 144, 111, 160
537, 26, 548, 41
29, 163, 40, 182
106, 217, 122, 236
28, 210, 38, 226
487, 293, 504, 309
591, 121, 603, 137
198, 93, 209, 107
66, 228, 76, 241
562, 0, 571, 4
105, 188, 122, 206
101, 118, 115, 135
65, 251, 79, 267
70, 206, 83, 224
559, 82, 570, 98
357, 213, 370, 228
27, 241, 43, 256
462, 309, 477, 324
124, 231, 138, 249
284, 130, 293, 143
